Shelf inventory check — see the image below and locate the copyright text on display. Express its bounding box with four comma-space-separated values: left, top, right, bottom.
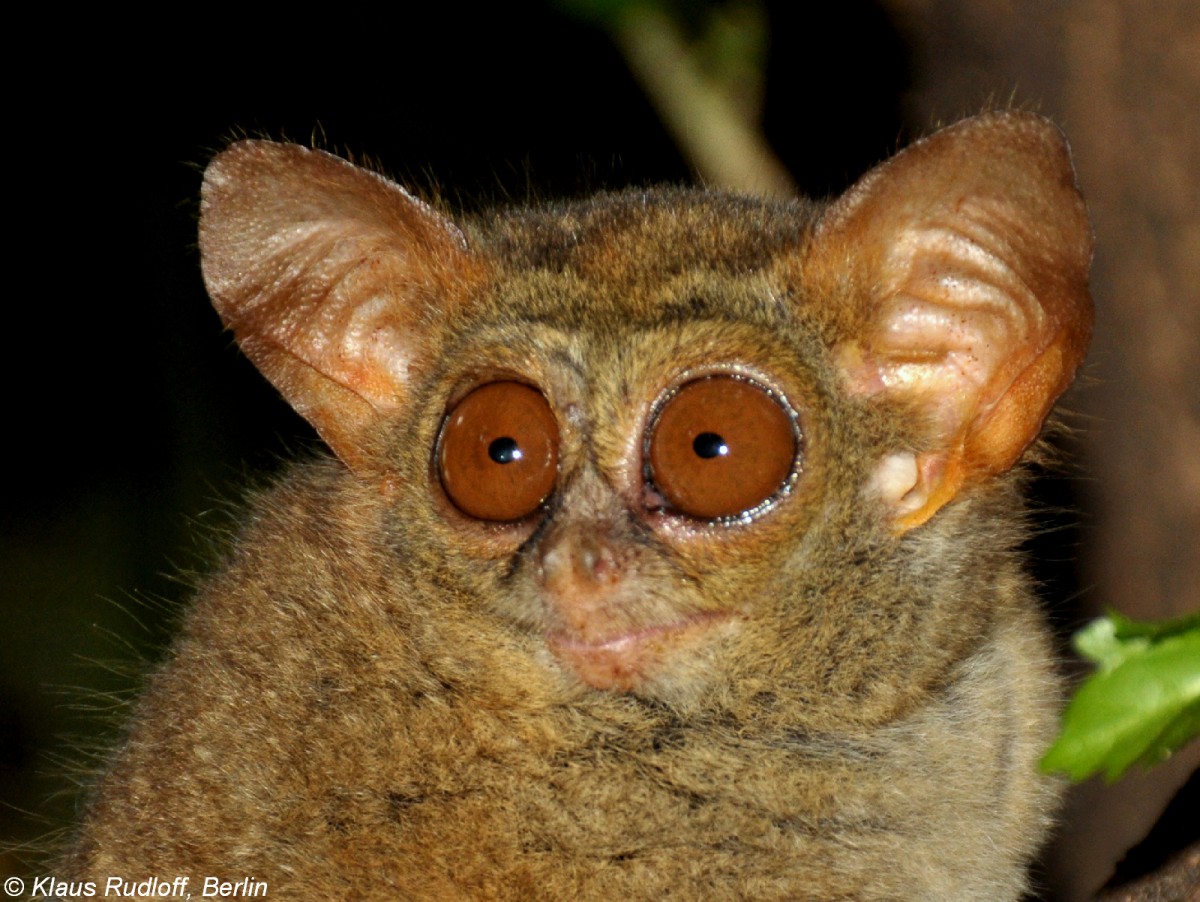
11, 876, 267, 898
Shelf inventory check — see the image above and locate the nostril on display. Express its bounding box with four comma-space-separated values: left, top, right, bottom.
587, 543, 618, 585
537, 545, 566, 590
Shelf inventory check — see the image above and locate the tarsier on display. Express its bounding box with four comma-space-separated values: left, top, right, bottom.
62, 112, 1092, 900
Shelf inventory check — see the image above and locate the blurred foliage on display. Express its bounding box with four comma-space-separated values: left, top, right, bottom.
557, 0, 769, 117
1043, 612, 1200, 782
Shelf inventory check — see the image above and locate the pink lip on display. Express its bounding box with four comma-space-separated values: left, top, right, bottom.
547, 611, 735, 691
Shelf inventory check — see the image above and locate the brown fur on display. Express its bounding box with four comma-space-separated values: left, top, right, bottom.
61, 113, 1092, 900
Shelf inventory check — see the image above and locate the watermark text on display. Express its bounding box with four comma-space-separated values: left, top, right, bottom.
7, 875, 268, 899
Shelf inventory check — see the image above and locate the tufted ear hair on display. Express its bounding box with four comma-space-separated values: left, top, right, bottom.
806, 112, 1093, 530
199, 141, 488, 472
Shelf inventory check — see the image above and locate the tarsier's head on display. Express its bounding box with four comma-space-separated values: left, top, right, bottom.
200, 113, 1091, 721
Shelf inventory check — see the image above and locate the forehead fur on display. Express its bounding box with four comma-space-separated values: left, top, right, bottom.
462, 188, 821, 328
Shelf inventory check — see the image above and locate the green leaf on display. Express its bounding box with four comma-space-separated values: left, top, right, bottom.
1110, 609, 1200, 642
1072, 615, 1133, 668
1041, 613, 1200, 782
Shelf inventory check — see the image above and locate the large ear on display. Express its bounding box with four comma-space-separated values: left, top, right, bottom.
806, 112, 1093, 531
199, 141, 487, 472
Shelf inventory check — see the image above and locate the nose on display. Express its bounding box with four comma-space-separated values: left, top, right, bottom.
537, 521, 621, 596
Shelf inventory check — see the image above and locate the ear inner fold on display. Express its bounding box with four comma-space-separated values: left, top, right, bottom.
809, 112, 1094, 530
199, 141, 488, 472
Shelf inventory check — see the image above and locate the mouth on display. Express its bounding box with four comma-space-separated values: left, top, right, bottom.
546, 611, 736, 691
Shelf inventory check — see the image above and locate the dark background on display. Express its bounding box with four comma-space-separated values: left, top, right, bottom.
4, 3, 1187, 898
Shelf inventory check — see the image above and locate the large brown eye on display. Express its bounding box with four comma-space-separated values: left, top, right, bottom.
438, 381, 559, 521
647, 376, 798, 520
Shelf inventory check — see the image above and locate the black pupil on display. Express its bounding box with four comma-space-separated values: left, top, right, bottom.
489, 436, 522, 464
693, 432, 729, 459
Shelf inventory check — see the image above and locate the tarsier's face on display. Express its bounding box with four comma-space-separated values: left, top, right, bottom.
199, 111, 1092, 719
416, 304, 831, 706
